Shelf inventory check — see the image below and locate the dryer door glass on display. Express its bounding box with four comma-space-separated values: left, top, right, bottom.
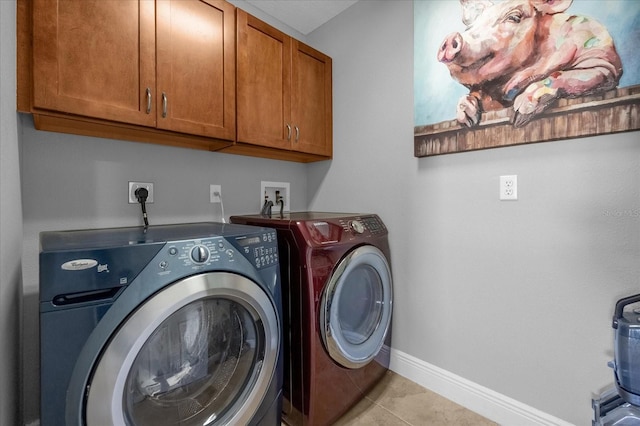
320, 245, 393, 369
338, 264, 383, 345
85, 272, 279, 426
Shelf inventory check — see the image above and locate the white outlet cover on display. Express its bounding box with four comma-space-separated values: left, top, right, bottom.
499, 175, 518, 201
128, 182, 154, 204
210, 184, 222, 203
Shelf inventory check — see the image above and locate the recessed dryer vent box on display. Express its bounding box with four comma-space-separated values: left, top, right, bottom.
260, 181, 290, 212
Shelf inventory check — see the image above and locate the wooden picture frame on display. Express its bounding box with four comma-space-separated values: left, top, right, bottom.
414, 0, 640, 157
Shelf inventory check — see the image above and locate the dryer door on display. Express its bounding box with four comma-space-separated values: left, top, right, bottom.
85, 272, 279, 426
320, 245, 393, 369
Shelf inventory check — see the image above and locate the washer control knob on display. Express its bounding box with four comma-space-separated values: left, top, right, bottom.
349, 220, 365, 234
190, 245, 209, 263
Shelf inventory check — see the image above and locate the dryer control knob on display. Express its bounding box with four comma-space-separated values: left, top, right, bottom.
190, 245, 209, 263
349, 220, 365, 234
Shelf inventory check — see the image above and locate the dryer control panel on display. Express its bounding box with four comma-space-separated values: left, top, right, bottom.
339, 215, 387, 236
301, 215, 387, 245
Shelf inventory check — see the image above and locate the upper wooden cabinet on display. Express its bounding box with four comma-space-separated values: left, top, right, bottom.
31, 0, 157, 127
232, 9, 332, 161
155, 0, 235, 140
19, 0, 235, 149
18, 1, 332, 161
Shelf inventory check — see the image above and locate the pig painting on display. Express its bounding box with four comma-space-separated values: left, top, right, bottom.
437, 0, 623, 127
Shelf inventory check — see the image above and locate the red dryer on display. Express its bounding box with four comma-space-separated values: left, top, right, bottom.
230, 212, 393, 426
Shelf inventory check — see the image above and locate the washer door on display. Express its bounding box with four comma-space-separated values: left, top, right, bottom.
85, 272, 279, 426
320, 245, 393, 369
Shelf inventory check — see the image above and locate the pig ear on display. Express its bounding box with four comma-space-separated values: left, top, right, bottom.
531, 0, 573, 14
460, 0, 494, 26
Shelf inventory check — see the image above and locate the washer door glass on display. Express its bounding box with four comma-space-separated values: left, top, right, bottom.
85, 272, 279, 426
320, 245, 392, 369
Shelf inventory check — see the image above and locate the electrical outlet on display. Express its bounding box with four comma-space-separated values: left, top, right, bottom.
260, 181, 290, 212
500, 175, 518, 201
128, 182, 154, 204
210, 184, 222, 203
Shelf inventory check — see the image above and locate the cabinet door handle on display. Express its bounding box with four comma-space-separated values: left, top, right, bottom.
162, 92, 167, 118
145, 88, 152, 114
286, 124, 292, 140
294, 126, 300, 142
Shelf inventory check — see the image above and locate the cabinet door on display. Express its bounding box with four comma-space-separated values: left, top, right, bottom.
156, 0, 235, 140
291, 41, 333, 156
32, 0, 156, 127
236, 9, 292, 150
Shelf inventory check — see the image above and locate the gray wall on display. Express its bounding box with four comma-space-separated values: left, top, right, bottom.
1, 1, 22, 425
306, 1, 640, 425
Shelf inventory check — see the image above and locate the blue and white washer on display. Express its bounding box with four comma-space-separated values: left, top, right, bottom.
39, 222, 283, 426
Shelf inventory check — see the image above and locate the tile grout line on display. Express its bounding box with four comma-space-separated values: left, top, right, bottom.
362, 394, 414, 426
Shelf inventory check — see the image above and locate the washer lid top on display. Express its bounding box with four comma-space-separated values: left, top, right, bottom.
40, 222, 270, 251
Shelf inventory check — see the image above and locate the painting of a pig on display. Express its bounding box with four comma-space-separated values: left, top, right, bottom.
437, 0, 623, 127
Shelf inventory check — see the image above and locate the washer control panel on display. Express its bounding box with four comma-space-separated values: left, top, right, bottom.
190, 245, 209, 263
165, 237, 232, 271
233, 230, 279, 270
161, 230, 279, 272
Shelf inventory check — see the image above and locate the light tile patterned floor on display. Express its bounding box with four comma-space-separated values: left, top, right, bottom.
333, 371, 497, 426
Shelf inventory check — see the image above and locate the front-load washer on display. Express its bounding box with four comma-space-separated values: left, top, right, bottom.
39, 222, 283, 426
230, 212, 393, 425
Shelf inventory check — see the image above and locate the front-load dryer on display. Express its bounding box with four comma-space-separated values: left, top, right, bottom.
39, 222, 283, 426
230, 212, 393, 426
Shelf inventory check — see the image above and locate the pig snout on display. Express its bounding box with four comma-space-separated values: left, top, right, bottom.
438, 32, 463, 63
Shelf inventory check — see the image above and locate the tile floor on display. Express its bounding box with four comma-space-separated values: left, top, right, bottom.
333, 371, 497, 426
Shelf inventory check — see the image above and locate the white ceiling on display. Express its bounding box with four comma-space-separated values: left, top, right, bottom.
246, 0, 359, 35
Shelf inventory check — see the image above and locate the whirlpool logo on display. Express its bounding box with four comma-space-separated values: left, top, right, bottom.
61, 259, 98, 271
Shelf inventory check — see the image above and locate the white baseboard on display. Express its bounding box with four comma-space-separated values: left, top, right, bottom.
389, 348, 575, 426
